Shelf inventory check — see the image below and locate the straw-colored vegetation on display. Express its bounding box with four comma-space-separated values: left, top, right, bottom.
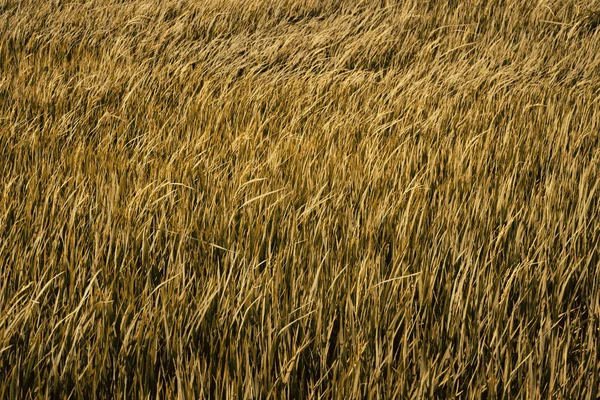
1, 0, 600, 398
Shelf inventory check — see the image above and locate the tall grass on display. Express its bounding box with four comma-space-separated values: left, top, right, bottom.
1, 0, 599, 398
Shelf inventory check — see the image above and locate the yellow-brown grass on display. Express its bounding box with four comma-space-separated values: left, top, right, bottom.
1, 0, 599, 398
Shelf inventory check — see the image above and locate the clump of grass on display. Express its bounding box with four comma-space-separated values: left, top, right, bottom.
581, 8, 600, 32
1, 0, 599, 398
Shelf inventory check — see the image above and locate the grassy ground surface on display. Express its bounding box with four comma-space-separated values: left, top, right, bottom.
1, 0, 600, 398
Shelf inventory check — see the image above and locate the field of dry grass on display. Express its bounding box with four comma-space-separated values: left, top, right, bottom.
1, 0, 600, 398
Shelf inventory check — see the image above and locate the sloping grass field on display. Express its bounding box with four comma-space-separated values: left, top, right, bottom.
1, 0, 600, 398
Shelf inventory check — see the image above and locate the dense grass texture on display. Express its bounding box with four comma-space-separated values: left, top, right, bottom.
1, 0, 600, 398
